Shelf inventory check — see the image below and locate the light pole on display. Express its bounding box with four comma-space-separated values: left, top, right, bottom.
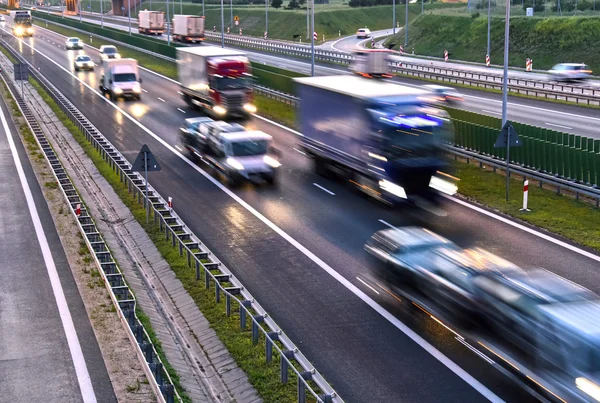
265, 0, 268, 36
486, 0, 491, 58
128, 0, 131, 34
392, 0, 395, 35
404, 0, 408, 47
180, 0, 182, 14
306, 1, 309, 39
230, 0, 233, 30
221, 0, 225, 47
311, 0, 314, 75
167, 0, 171, 45
421, 0, 424, 14
79, 0, 82, 22
202, 0, 205, 16
100, 0, 103, 27
501, 0, 511, 201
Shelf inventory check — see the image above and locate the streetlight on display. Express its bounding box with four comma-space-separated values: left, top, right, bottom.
202, 0, 204, 16
221, 0, 224, 47
230, 0, 233, 30
265, 0, 268, 36
167, 0, 171, 45
100, 0, 103, 27
79, 0, 82, 22
501, 0, 511, 200
128, 0, 131, 35
311, 0, 314, 75
486, 0, 491, 59
404, 0, 408, 47
392, 0, 395, 35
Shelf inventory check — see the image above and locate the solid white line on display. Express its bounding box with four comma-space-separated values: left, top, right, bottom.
157, 97, 165, 102
174, 145, 183, 152
0, 101, 97, 402
378, 219, 396, 229
141, 88, 148, 93
481, 109, 501, 115
15, 36, 504, 402
313, 183, 335, 195
356, 277, 380, 295
456, 337, 495, 365
293, 147, 306, 156
545, 122, 573, 130
177, 108, 186, 114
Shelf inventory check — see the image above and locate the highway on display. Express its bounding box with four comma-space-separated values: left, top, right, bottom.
8, 25, 600, 402
0, 87, 116, 403
32, 13, 600, 138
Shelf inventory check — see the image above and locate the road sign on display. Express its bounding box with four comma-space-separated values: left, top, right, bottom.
494, 121, 522, 148
13, 63, 28, 81
132, 144, 161, 172
234, 20, 238, 26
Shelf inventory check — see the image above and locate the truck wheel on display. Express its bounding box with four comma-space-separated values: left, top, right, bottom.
266, 172, 277, 186
110, 92, 116, 102
314, 157, 329, 177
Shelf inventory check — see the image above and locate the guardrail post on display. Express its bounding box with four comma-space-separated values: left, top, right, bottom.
205, 268, 210, 289
266, 332, 279, 363
216, 283, 220, 303
171, 229, 176, 247
195, 259, 201, 280
226, 293, 231, 316
280, 350, 295, 384
298, 371, 312, 403
240, 300, 251, 330
252, 315, 265, 345
161, 384, 175, 403
319, 394, 333, 403
186, 249, 191, 267
154, 362, 164, 386
142, 342, 153, 363
178, 239, 183, 256
134, 324, 144, 343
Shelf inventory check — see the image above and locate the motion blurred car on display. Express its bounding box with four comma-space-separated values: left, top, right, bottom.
424, 84, 463, 105
548, 63, 592, 82
65, 37, 83, 50
356, 28, 371, 39
74, 54, 94, 71
98, 45, 120, 62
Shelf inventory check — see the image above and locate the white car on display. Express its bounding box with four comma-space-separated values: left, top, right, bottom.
98, 45, 121, 62
65, 37, 83, 50
548, 63, 592, 82
0, 16, 6, 22
356, 28, 371, 39
424, 84, 463, 105
74, 54, 94, 71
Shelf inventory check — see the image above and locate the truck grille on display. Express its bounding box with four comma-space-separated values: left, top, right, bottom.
222, 94, 244, 110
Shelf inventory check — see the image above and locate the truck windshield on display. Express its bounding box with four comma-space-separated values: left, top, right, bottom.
229, 140, 268, 157
104, 48, 117, 54
114, 73, 137, 82
211, 76, 250, 90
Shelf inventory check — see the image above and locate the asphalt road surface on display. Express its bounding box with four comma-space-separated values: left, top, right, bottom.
6, 26, 600, 403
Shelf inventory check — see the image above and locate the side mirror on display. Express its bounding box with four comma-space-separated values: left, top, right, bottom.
139, 77, 143, 84
108, 78, 113, 84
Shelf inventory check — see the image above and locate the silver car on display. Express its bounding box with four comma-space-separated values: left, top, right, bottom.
548, 63, 592, 82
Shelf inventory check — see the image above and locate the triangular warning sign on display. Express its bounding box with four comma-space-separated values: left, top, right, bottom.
132, 144, 161, 172
494, 121, 522, 148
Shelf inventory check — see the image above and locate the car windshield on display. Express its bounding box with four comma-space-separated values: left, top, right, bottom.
229, 140, 268, 157
69, 38, 79, 42
113, 73, 136, 82
103, 47, 117, 54
76, 56, 91, 61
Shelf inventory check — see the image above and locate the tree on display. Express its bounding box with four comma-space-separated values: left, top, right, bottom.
298, 0, 306, 5
271, 0, 283, 8
287, 0, 300, 8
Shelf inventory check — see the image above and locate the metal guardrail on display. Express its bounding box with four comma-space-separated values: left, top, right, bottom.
0, 34, 342, 403
0, 42, 181, 403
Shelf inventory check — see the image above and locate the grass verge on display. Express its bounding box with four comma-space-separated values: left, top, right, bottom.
28, 77, 192, 403
29, 62, 321, 403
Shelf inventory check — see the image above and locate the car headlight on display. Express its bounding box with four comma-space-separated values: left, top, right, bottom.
27, 27, 33, 33
115, 54, 121, 59
114, 88, 123, 94
379, 179, 407, 199
213, 105, 227, 115
88, 62, 94, 67
133, 85, 141, 93
429, 176, 458, 196
226, 157, 244, 171
243, 103, 257, 113
15, 27, 24, 35
263, 155, 281, 168
576, 378, 600, 402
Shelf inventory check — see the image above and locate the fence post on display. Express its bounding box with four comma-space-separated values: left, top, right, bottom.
240, 300, 251, 330
280, 350, 295, 384
252, 315, 265, 345
266, 332, 279, 363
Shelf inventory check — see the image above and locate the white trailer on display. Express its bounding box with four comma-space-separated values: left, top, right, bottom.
172, 14, 204, 43
138, 10, 165, 35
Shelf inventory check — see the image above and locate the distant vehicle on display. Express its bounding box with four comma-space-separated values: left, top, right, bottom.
74, 55, 94, 71
179, 117, 280, 186
423, 85, 463, 105
293, 75, 457, 211
8, 10, 33, 37
98, 45, 120, 62
349, 49, 392, 78
0, 16, 6, 22
65, 37, 83, 50
172, 14, 204, 43
356, 28, 370, 39
548, 63, 592, 82
138, 10, 165, 35
177, 47, 255, 119
99, 58, 142, 101
30, 6, 37, 10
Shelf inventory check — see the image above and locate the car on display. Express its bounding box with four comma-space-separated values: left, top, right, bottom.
74, 54, 94, 71
30, 6, 37, 10
0, 16, 6, 22
356, 28, 371, 39
98, 45, 120, 62
424, 84, 463, 105
65, 37, 83, 50
548, 63, 592, 82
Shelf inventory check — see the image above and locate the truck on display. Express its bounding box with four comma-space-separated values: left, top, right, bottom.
99, 58, 142, 101
349, 49, 392, 78
179, 117, 280, 186
8, 10, 33, 37
172, 14, 204, 43
177, 47, 256, 119
138, 10, 165, 35
293, 75, 457, 213
365, 226, 600, 403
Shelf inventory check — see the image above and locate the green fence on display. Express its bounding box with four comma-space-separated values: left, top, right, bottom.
446, 107, 600, 187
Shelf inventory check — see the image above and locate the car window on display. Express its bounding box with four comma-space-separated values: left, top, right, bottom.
76, 56, 90, 61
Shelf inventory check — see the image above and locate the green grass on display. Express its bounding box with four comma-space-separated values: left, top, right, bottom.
27, 55, 321, 403
385, 12, 600, 72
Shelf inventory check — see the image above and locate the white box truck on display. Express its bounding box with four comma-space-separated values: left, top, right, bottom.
138, 10, 165, 35
99, 58, 143, 101
172, 15, 204, 43
8, 10, 33, 37
349, 49, 392, 78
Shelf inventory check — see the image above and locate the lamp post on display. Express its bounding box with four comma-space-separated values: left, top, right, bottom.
392, 0, 395, 35
265, 0, 268, 36
486, 0, 491, 59
311, 0, 314, 76
404, 0, 408, 47
221, 0, 225, 47
128, 0, 131, 35
501, 0, 511, 201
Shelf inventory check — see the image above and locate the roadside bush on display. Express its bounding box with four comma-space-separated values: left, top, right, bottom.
471, 11, 480, 17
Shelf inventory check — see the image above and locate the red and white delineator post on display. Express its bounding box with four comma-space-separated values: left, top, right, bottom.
444, 50, 449, 62
526, 58, 533, 72
520, 180, 531, 211
76, 203, 81, 216
486, 54, 490, 67
399, 45, 404, 55
168, 197, 173, 211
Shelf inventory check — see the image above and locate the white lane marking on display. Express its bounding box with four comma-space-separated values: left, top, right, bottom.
141, 88, 148, 93
177, 108, 186, 114
444, 195, 600, 264
157, 97, 165, 102
378, 219, 395, 229
456, 337, 496, 365
546, 122, 573, 130
16, 36, 504, 402
293, 147, 306, 156
313, 183, 335, 195
0, 100, 97, 402
356, 277, 380, 295
174, 145, 183, 152
481, 109, 501, 115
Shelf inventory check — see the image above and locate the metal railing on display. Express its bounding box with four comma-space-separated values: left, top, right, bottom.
0, 36, 342, 403
0, 42, 181, 403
